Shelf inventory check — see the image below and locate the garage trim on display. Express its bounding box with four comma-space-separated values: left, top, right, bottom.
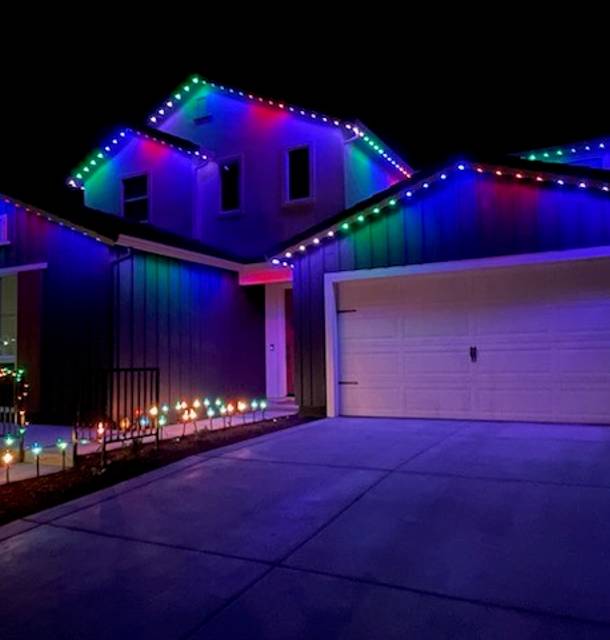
324, 245, 610, 417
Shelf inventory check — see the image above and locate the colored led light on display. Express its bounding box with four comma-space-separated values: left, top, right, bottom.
457, 163, 465, 170
373, 207, 380, 214
341, 222, 350, 230
299, 245, 306, 252
271, 258, 280, 265
357, 215, 365, 222
327, 231, 334, 237
440, 174, 447, 180
285, 252, 292, 258
579, 182, 587, 188
313, 238, 320, 244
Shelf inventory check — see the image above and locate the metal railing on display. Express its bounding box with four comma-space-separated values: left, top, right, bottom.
74, 368, 160, 464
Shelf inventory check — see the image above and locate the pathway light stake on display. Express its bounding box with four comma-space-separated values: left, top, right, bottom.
260, 400, 268, 420
149, 406, 160, 447
18, 425, 27, 462
237, 401, 248, 424
207, 407, 215, 430
226, 403, 235, 427
220, 405, 227, 428
251, 400, 259, 422
31, 442, 43, 477
56, 438, 68, 471
3, 450, 13, 483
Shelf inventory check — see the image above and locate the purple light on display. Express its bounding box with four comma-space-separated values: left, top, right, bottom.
271, 259, 280, 265
406, 191, 413, 197
457, 163, 465, 170
579, 182, 587, 189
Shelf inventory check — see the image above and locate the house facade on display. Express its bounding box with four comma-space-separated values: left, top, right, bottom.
2, 75, 610, 425
1, 76, 407, 423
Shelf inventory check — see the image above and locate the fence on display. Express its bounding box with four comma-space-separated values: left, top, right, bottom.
74, 368, 160, 464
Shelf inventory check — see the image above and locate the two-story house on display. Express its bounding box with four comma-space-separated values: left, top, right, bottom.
1, 75, 409, 422
2, 75, 610, 426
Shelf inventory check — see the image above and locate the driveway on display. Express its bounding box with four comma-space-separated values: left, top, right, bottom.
2, 417, 610, 639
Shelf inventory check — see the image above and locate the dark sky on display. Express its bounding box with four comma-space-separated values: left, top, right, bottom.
1, 22, 607, 212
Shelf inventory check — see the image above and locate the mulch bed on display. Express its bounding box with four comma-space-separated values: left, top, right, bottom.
0, 414, 313, 526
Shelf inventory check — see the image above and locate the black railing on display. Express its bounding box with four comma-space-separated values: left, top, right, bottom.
74, 368, 160, 464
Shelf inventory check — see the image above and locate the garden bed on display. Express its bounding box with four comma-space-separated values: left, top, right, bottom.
0, 414, 312, 525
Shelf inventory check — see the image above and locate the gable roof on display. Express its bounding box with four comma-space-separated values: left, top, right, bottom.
1, 191, 246, 270
514, 136, 610, 163
270, 154, 610, 266
145, 74, 412, 179
67, 125, 208, 190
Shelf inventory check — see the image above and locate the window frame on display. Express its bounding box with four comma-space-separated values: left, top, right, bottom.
218, 155, 244, 215
121, 172, 150, 223
284, 144, 315, 206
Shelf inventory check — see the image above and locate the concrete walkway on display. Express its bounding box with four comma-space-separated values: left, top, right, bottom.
2, 417, 610, 638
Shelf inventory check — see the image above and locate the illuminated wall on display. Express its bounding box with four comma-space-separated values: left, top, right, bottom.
158, 88, 347, 260
291, 173, 610, 414
344, 143, 400, 207
83, 137, 196, 238
113, 251, 265, 402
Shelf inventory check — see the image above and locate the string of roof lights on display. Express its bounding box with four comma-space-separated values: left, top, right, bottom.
147, 75, 411, 178
1, 195, 108, 244
271, 162, 610, 267
521, 140, 608, 162
67, 128, 209, 190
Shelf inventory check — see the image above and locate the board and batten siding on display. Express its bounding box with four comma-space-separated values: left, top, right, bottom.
293, 173, 610, 415
113, 251, 265, 405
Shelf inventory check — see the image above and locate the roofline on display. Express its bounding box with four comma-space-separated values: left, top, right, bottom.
147, 74, 413, 178
67, 126, 208, 190
269, 154, 610, 264
513, 135, 610, 162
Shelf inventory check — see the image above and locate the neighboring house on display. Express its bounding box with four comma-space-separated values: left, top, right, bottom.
2, 75, 610, 426
0, 76, 409, 423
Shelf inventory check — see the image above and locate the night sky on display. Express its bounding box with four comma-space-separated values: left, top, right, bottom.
1, 26, 607, 212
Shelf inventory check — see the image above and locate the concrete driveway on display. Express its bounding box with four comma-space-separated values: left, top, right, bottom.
2, 417, 610, 639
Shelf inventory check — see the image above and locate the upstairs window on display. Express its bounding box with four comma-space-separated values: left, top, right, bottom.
220, 159, 241, 212
287, 146, 312, 201
122, 175, 149, 222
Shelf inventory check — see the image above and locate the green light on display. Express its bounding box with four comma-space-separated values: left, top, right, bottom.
159, 415, 168, 426
76, 173, 83, 179
56, 438, 68, 451
31, 443, 43, 457
90, 160, 96, 166
543, 152, 550, 158
192, 76, 200, 84
373, 207, 380, 214
556, 150, 563, 156
528, 154, 536, 161
4, 434, 15, 447
96, 152, 104, 159
341, 222, 350, 231
389, 199, 397, 206
357, 214, 365, 222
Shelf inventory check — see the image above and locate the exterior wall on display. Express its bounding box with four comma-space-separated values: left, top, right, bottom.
292, 173, 610, 414
113, 251, 265, 404
83, 138, 196, 237
160, 89, 347, 260
0, 199, 114, 422
344, 143, 399, 207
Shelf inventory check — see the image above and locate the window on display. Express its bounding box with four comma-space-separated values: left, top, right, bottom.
122, 175, 149, 222
220, 159, 241, 212
287, 146, 311, 201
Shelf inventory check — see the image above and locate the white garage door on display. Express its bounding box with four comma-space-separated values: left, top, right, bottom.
337, 257, 610, 424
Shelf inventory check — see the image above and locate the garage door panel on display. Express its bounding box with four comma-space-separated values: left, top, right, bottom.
556, 385, 610, 419
339, 314, 399, 340
341, 386, 403, 417
558, 348, 610, 374
341, 352, 402, 378
476, 347, 554, 375
555, 303, 610, 334
403, 349, 471, 375
404, 385, 472, 416
337, 258, 610, 424
473, 304, 552, 337
474, 385, 555, 418
403, 306, 471, 339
